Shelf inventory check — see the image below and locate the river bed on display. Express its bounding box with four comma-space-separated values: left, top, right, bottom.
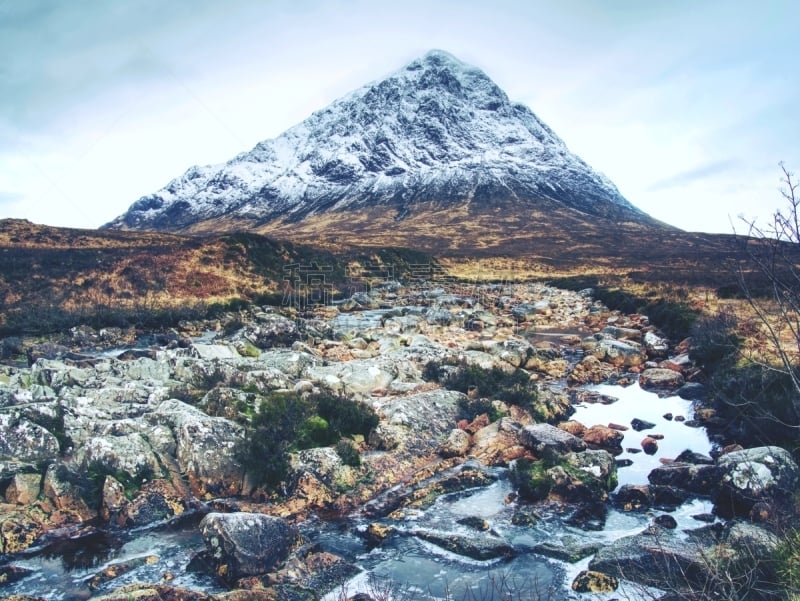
2, 382, 715, 600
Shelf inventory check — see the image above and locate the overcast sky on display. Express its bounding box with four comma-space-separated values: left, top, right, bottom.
1, 0, 797, 234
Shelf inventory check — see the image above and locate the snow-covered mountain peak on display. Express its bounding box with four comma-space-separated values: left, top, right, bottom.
106, 50, 652, 232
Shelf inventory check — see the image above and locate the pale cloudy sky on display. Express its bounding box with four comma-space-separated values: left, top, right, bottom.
1, 0, 797, 234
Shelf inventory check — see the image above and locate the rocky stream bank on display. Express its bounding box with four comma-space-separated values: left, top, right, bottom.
0, 282, 797, 600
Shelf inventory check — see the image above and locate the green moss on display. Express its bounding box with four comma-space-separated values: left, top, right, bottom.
510, 458, 552, 502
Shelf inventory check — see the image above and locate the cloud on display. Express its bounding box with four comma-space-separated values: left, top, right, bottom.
646, 160, 745, 193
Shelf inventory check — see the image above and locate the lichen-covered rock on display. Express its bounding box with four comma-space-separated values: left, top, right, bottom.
639, 368, 685, 391
42, 462, 96, 523
714, 446, 799, 518
4, 472, 42, 505
0, 414, 60, 462
89, 583, 215, 601
438, 428, 472, 458
567, 356, 617, 385
199, 512, 300, 582
75, 433, 162, 483
469, 418, 527, 465
571, 569, 619, 593
588, 338, 646, 367
588, 522, 779, 594
149, 400, 245, 498
117, 479, 196, 528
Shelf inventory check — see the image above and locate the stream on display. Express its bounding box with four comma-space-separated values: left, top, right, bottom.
2, 381, 716, 600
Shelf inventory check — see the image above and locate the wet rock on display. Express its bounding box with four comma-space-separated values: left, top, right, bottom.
653, 514, 677, 529
613, 484, 689, 511
456, 516, 490, 531
86, 554, 160, 590
676, 382, 707, 400
674, 449, 714, 464
519, 423, 586, 455
589, 522, 780, 594
648, 462, 723, 496
89, 583, 215, 600
641, 437, 659, 455
269, 548, 360, 594
199, 512, 300, 582
0, 564, 34, 585
630, 418, 656, 432
118, 479, 196, 528
639, 368, 685, 391
571, 569, 619, 593
565, 501, 607, 531
364, 522, 395, 545
581, 425, 623, 450
412, 529, 515, 560
532, 535, 599, 563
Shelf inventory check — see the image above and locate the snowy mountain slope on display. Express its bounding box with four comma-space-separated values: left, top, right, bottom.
105, 50, 654, 232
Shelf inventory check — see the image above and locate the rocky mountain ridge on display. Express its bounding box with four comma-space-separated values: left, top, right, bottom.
106, 50, 656, 234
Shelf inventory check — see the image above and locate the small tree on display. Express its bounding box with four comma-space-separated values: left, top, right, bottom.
737, 163, 800, 423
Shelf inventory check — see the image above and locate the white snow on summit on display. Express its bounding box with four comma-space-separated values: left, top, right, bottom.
107, 50, 646, 230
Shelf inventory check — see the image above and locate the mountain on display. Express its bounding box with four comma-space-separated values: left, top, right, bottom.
105, 50, 665, 250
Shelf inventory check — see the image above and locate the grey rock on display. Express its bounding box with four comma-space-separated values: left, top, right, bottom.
715, 446, 799, 518
0, 413, 60, 462
639, 368, 685, 391
149, 399, 245, 497
200, 512, 300, 581
520, 423, 586, 455
412, 529, 515, 560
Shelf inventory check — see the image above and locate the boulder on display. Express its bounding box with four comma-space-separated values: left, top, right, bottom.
641, 437, 659, 455
630, 418, 656, 432
571, 570, 619, 593
613, 484, 690, 511
75, 433, 162, 483
241, 315, 300, 349
519, 423, 586, 455
639, 368, 685, 391
149, 400, 245, 498
582, 425, 624, 450
199, 512, 300, 582
42, 462, 96, 522
567, 356, 618, 385
0, 414, 60, 462
589, 522, 780, 595
4, 472, 42, 505
714, 446, 800, 518
648, 462, 723, 496
590, 339, 646, 368
438, 428, 472, 458
412, 529, 515, 561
